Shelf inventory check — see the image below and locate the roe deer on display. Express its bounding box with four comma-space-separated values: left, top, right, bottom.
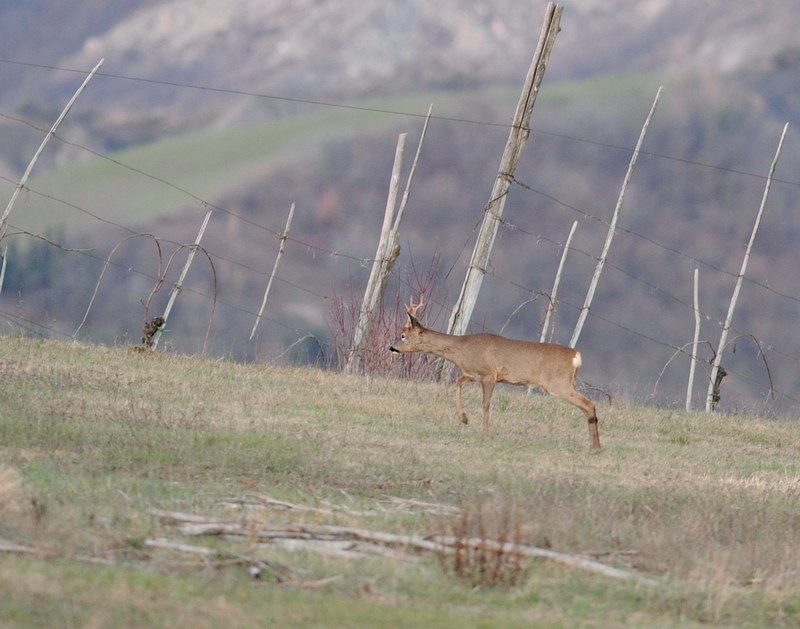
389, 301, 600, 450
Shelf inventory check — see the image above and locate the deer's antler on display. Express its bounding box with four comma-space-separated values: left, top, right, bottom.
406, 298, 426, 317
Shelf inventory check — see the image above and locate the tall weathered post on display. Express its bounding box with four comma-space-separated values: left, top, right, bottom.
446, 3, 562, 338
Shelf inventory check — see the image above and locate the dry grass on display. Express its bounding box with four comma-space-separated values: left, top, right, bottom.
2, 334, 800, 627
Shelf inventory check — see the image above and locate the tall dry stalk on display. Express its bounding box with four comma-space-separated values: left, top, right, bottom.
436, 496, 527, 588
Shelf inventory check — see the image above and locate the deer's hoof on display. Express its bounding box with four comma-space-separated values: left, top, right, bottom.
459, 414, 469, 425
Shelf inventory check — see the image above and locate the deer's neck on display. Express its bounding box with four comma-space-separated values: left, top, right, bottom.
420, 329, 468, 362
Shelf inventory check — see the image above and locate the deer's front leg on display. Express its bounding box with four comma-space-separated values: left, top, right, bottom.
455, 375, 473, 425
479, 377, 496, 440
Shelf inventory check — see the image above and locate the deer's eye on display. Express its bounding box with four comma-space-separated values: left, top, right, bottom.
401, 333, 406, 339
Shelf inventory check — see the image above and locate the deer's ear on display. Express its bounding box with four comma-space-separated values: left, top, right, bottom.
407, 313, 424, 330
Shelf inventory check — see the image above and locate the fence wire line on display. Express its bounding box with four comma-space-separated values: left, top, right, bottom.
2, 57, 800, 191
1, 220, 795, 408
2, 105, 798, 313
3, 99, 799, 311
0, 174, 338, 303
0, 306, 72, 339
0, 116, 376, 267
7, 166, 792, 393
4, 147, 800, 374
483, 268, 796, 407
1, 121, 796, 349
0, 222, 334, 352
508, 176, 800, 308
489, 219, 800, 376
0, 62, 798, 406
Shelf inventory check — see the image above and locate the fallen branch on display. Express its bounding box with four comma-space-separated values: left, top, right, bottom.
431, 535, 658, 586
384, 496, 460, 515
144, 537, 294, 581
149, 509, 658, 586
220, 494, 390, 518
0, 538, 47, 555
290, 574, 346, 589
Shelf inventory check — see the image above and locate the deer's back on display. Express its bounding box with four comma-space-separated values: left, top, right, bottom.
455, 333, 579, 386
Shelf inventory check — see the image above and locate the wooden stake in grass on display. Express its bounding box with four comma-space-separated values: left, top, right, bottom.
570, 86, 662, 348
151, 208, 213, 351
250, 203, 295, 341
686, 268, 700, 411
540, 220, 577, 343
0, 246, 7, 298
347, 105, 432, 374
0, 58, 104, 238
705, 123, 789, 411
447, 3, 562, 338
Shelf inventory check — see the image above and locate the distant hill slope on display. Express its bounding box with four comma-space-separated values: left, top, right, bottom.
2, 1, 800, 414
2, 0, 799, 122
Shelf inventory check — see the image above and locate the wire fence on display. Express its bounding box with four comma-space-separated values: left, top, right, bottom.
1, 58, 799, 415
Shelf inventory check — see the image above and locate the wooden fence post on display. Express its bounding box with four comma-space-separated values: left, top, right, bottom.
347, 106, 432, 374
346, 133, 407, 373
0, 246, 6, 297
569, 86, 662, 348
150, 208, 213, 351
0, 59, 104, 239
249, 203, 296, 341
540, 220, 577, 343
686, 268, 700, 411
0, 58, 104, 301
705, 122, 788, 411
446, 2, 562, 338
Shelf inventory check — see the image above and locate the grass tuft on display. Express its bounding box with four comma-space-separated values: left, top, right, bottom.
437, 494, 527, 588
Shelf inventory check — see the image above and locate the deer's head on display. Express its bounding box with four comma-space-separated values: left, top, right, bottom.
389, 300, 426, 354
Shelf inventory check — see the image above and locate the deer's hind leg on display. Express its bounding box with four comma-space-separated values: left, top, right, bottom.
549, 382, 600, 451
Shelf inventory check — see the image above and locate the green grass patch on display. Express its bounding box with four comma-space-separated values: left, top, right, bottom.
2, 335, 800, 627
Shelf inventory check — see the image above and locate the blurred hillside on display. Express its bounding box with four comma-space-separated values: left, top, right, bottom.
1, 1, 800, 413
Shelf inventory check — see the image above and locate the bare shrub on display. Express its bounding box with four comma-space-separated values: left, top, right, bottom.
328, 251, 446, 379
437, 495, 527, 588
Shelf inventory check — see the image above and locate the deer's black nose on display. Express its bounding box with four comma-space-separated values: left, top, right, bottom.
389, 346, 399, 353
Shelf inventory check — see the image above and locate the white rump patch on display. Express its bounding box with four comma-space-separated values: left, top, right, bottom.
573, 352, 582, 369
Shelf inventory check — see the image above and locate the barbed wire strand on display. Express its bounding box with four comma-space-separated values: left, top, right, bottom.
0, 223, 337, 353
4, 103, 799, 313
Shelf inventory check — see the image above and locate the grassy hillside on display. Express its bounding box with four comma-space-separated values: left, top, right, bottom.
14, 76, 660, 237
1, 335, 799, 627
13, 87, 508, 236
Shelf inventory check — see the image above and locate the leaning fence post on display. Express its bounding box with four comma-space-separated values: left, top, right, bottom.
540, 220, 577, 343
150, 208, 213, 351
705, 122, 788, 411
346, 106, 432, 374
447, 3, 562, 338
0, 246, 7, 297
346, 134, 406, 373
569, 86, 662, 349
250, 203, 296, 341
686, 268, 700, 411
0, 58, 104, 238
